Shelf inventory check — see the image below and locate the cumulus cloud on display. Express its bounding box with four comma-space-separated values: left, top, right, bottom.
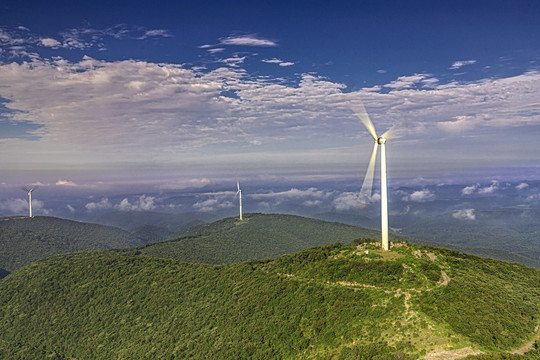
333, 191, 378, 211
461, 184, 479, 195
40, 37, 61, 48
85, 198, 113, 211
56, 179, 77, 186
85, 195, 157, 211
478, 180, 499, 194
193, 198, 219, 212
453, 208, 476, 220
402, 189, 435, 202
0, 198, 47, 215
303, 200, 322, 207
116, 195, 156, 211
516, 182, 529, 190
461, 181, 499, 195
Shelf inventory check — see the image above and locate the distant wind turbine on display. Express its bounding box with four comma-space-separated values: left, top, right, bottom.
354, 103, 402, 251
234, 181, 243, 220
22, 186, 37, 218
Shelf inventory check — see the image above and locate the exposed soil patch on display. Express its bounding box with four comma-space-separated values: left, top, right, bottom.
424, 347, 483, 359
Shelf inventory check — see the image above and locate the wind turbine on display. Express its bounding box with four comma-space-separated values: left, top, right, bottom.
355, 103, 400, 251
22, 186, 37, 218
234, 181, 243, 220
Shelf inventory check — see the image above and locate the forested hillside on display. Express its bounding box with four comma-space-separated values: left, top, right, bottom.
119, 213, 391, 264
0, 240, 538, 359
88, 210, 213, 243
0, 216, 144, 272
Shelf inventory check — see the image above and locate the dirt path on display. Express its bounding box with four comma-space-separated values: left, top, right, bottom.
424, 347, 483, 359
512, 326, 540, 355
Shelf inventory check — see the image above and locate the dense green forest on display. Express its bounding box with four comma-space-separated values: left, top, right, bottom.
1, 239, 538, 359
119, 213, 390, 265
0, 216, 144, 272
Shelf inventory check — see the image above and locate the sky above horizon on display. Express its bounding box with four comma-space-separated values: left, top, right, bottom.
1, 0, 540, 191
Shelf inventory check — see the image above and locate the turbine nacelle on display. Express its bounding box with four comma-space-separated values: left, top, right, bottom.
377, 136, 387, 145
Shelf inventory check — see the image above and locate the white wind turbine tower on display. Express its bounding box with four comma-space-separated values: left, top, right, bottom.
355, 103, 400, 251
234, 181, 243, 220
22, 186, 37, 218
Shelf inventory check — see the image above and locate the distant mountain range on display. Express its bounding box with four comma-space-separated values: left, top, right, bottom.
1, 239, 538, 358
88, 210, 217, 242
0, 216, 144, 273
2, 212, 538, 281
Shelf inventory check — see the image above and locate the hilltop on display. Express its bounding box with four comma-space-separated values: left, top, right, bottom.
0, 240, 538, 359
88, 210, 215, 243
119, 213, 390, 264
0, 216, 144, 273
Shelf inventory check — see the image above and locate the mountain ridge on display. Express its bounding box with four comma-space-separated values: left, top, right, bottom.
1, 240, 538, 359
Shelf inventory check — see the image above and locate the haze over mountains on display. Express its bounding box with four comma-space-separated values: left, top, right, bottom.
1, 178, 539, 266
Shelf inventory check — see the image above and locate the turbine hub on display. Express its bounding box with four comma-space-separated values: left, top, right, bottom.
377, 136, 386, 144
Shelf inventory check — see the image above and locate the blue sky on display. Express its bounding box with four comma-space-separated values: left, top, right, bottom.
1, 0, 539, 196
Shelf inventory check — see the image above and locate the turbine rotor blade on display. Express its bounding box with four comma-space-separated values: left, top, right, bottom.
381, 120, 407, 140
22, 187, 29, 193
360, 141, 379, 202
237, 181, 240, 191
352, 103, 378, 141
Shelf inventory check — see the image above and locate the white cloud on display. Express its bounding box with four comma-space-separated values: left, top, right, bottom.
1, 50, 540, 175
333, 191, 377, 211
40, 38, 61, 48
220, 55, 246, 67
219, 34, 277, 47
207, 48, 225, 54
453, 208, 476, 220
450, 60, 477, 70
0, 198, 47, 215
461, 181, 499, 195
402, 189, 435, 202
193, 198, 219, 212
115, 195, 157, 211
66, 204, 75, 213
516, 182, 529, 190
303, 200, 322, 207
85, 198, 113, 211
462, 184, 479, 195
384, 73, 434, 89
249, 187, 329, 200
56, 179, 77, 186
0, 198, 28, 213
478, 180, 499, 194
138, 29, 172, 39
262, 58, 294, 67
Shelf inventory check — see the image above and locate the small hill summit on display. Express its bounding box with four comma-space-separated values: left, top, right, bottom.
1, 237, 538, 359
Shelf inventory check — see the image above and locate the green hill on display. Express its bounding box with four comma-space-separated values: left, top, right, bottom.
0, 240, 538, 359
120, 213, 391, 264
88, 210, 214, 243
0, 216, 144, 272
